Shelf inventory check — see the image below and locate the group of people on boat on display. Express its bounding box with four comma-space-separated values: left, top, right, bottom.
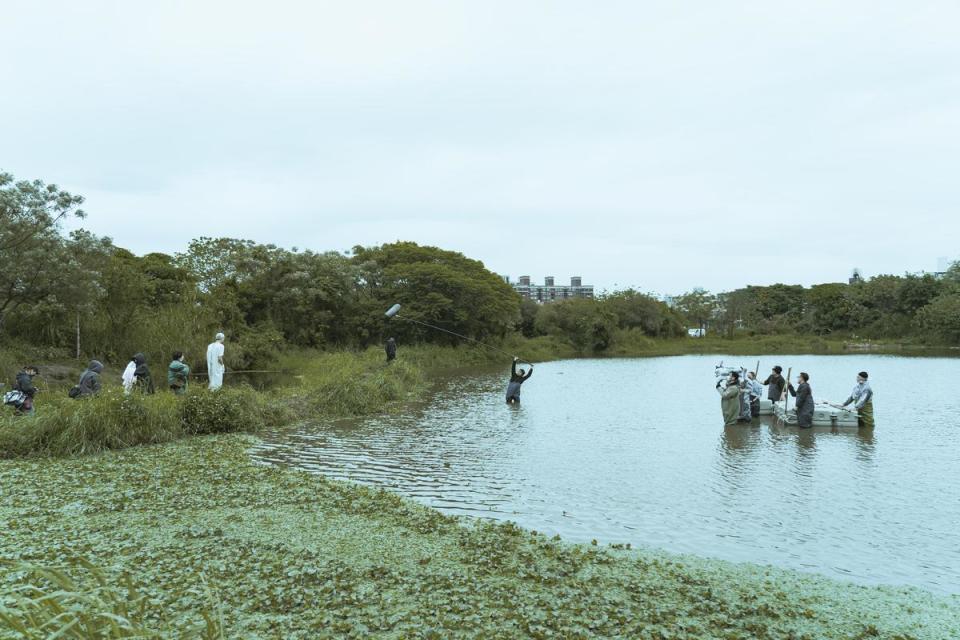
718, 366, 874, 429
4, 334, 229, 415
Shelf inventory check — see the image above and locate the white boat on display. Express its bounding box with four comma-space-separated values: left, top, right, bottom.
772, 400, 859, 427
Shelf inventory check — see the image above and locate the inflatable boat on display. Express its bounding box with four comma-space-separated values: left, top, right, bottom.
772, 401, 860, 427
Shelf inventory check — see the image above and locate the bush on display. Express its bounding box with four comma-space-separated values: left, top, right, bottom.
179, 387, 268, 435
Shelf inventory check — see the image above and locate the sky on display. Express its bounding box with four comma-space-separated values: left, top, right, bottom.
2, 1, 958, 295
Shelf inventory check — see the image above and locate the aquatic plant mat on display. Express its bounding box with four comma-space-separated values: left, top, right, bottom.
0, 438, 955, 639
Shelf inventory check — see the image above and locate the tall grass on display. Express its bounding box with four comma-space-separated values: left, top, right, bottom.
0, 558, 224, 639
0, 387, 269, 458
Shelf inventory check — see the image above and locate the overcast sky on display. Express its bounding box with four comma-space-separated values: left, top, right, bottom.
2, 1, 957, 294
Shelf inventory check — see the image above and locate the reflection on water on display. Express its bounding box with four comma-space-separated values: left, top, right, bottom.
251, 354, 960, 594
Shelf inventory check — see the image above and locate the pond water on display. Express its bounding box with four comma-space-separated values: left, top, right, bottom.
251, 355, 960, 594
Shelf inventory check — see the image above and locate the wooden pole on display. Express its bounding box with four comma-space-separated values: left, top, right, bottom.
783, 367, 792, 414
75, 312, 81, 360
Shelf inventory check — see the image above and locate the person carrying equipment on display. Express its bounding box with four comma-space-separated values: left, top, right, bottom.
168, 351, 191, 395
841, 371, 874, 428
385, 337, 397, 362
717, 370, 741, 426
5, 365, 39, 415
506, 357, 533, 404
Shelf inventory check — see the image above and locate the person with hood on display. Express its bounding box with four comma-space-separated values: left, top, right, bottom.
11, 365, 39, 415
785, 372, 814, 428
762, 366, 786, 403
75, 360, 103, 398
168, 351, 191, 395
385, 337, 397, 362
131, 353, 155, 394
506, 357, 533, 404
716, 370, 741, 426
841, 371, 874, 428
207, 333, 226, 391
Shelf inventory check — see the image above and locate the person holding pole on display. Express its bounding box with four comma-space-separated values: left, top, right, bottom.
841, 371, 874, 428
506, 357, 533, 404
785, 372, 814, 428
207, 333, 226, 391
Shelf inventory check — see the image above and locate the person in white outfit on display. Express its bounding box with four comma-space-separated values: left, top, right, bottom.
206, 332, 226, 391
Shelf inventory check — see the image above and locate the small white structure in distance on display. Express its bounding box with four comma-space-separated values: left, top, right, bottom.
688, 327, 706, 337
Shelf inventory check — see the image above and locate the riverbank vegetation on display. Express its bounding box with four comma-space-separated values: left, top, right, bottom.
2, 435, 957, 639
4, 171, 959, 387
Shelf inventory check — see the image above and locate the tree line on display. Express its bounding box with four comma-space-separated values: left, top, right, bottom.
2, 172, 958, 372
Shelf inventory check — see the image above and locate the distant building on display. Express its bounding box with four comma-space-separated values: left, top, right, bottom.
510, 275, 594, 303
849, 268, 863, 284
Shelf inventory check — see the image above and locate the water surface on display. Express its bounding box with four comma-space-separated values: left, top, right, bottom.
252, 355, 960, 594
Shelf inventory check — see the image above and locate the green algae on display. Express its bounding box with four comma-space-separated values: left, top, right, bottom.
1, 436, 957, 639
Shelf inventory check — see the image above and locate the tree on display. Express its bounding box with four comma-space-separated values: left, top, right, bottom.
601, 289, 684, 337
674, 288, 715, 334
535, 298, 617, 352
352, 242, 521, 345
0, 173, 86, 328
916, 294, 960, 344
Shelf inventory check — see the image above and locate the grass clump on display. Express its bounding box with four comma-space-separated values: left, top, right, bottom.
0, 558, 224, 639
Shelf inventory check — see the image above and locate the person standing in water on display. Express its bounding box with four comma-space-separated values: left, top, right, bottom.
785, 372, 814, 428
506, 357, 533, 404
841, 371, 874, 428
762, 366, 786, 404
746, 371, 763, 418
207, 333, 226, 391
385, 337, 397, 362
717, 370, 741, 426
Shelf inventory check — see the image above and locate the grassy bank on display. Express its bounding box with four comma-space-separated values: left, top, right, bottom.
1, 435, 957, 639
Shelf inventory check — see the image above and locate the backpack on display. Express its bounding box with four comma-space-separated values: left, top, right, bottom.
68, 385, 82, 399
3, 389, 26, 408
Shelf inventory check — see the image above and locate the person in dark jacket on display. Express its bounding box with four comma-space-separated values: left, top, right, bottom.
167, 352, 190, 395
506, 357, 533, 404
76, 360, 103, 398
13, 365, 40, 415
762, 366, 786, 403
785, 372, 814, 428
385, 337, 397, 362
132, 353, 155, 394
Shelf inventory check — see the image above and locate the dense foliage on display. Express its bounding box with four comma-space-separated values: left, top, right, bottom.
673, 269, 960, 342
2, 170, 958, 373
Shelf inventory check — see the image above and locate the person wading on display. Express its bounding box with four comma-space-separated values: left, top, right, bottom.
506, 357, 533, 404
785, 372, 814, 428
168, 351, 191, 395
762, 366, 786, 403
206, 333, 226, 391
717, 370, 741, 426
746, 371, 763, 418
841, 371, 874, 428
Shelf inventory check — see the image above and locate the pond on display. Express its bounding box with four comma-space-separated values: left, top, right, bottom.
251, 354, 960, 594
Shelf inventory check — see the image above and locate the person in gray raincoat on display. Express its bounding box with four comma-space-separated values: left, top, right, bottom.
76, 360, 103, 398
506, 357, 533, 404
717, 370, 741, 426
785, 372, 814, 428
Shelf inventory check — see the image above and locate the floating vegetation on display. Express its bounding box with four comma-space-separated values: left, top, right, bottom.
1, 436, 957, 638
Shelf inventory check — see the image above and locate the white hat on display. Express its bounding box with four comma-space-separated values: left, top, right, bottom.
215, 332, 225, 341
